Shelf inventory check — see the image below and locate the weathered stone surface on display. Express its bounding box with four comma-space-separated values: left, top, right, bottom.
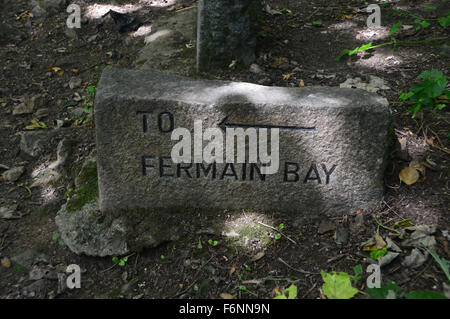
95, 68, 391, 221
197, 0, 261, 71
20, 131, 54, 157
55, 199, 129, 257
2, 166, 25, 182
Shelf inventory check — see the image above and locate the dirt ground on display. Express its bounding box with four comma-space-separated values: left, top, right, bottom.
0, 0, 449, 299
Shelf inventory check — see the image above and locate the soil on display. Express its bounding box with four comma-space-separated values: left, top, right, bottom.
0, 0, 449, 299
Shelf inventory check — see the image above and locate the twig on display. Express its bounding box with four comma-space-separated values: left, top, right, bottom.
301, 282, 317, 299
373, 215, 401, 234
257, 221, 298, 245
277, 257, 319, 275
171, 256, 214, 298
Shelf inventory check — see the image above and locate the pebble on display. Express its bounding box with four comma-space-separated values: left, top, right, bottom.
2, 166, 25, 182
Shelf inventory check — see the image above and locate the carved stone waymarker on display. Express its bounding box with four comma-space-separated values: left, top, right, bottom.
57, 68, 391, 256
95, 68, 390, 215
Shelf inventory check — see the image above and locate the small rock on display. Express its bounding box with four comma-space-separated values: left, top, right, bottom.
69, 77, 82, 89
22, 279, 47, 299
2, 166, 25, 182
379, 252, 400, 267
11, 249, 48, 270
318, 221, 336, 234
31, 5, 47, 19
69, 107, 84, 119
20, 131, 54, 157
87, 34, 98, 43
73, 92, 82, 101
0, 204, 20, 219
13, 99, 35, 115
44, 0, 69, 14
350, 213, 365, 233
65, 27, 78, 39
334, 225, 349, 245
34, 108, 49, 119
249, 63, 265, 75
402, 248, 428, 268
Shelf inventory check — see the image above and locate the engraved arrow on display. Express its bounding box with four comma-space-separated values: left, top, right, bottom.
218, 116, 315, 132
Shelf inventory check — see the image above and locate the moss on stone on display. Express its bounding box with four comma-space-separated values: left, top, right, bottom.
67, 160, 99, 213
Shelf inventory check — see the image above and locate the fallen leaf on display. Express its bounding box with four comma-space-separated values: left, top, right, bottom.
283, 73, 292, 80
375, 233, 387, 249
1, 257, 11, 268
220, 293, 235, 299
251, 251, 265, 262
399, 166, 419, 185
298, 80, 305, 87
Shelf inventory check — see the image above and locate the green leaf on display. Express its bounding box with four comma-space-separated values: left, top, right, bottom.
335, 49, 351, 61
197, 239, 203, 249
112, 256, 119, 264
87, 86, 97, 94
280, 8, 291, 14
390, 22, 403, 35
275, 233, 281, 240
321, 271, 358, 299
399, 91, 414, 100
52, 233, 60, 241
274, 284, 298, 299
353, 264, 363, 281
366, 280, 402, 299
370, 247, 388, 260
426, 248, 450, 282
312, 19, 323, 26
438, 16, 450, 28
358, 42, 374, 52
405, 290, 445, 299
285, 284, 298, 299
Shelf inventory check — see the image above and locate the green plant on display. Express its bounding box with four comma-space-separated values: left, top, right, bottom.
279, 8, 291, 14
321, 270, 359, 299
336, 9, 447, 61
399, 69, 449, 118
17, 183, 32, 197
208, 239, 218, 246
370, 247, 388, 260
65, 188, 73, 201
273, 284, 297, 299
274, 223, 284, 240
237, 285, 258, 297
112, 256, 128, 267
426, 247, 450, 282
82, 85, 97, 122
52, 233, 64, 246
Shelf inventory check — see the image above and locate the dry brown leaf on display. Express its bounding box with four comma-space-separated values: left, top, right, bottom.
375, 233, 387, 250
251, 251, 265, 262
220, 293, 235, 299
399, 166, 419, 185
283, 73, 292, 80
298, 80, 305, 87
229, 265, 236, 275
1, 257, 11, 268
